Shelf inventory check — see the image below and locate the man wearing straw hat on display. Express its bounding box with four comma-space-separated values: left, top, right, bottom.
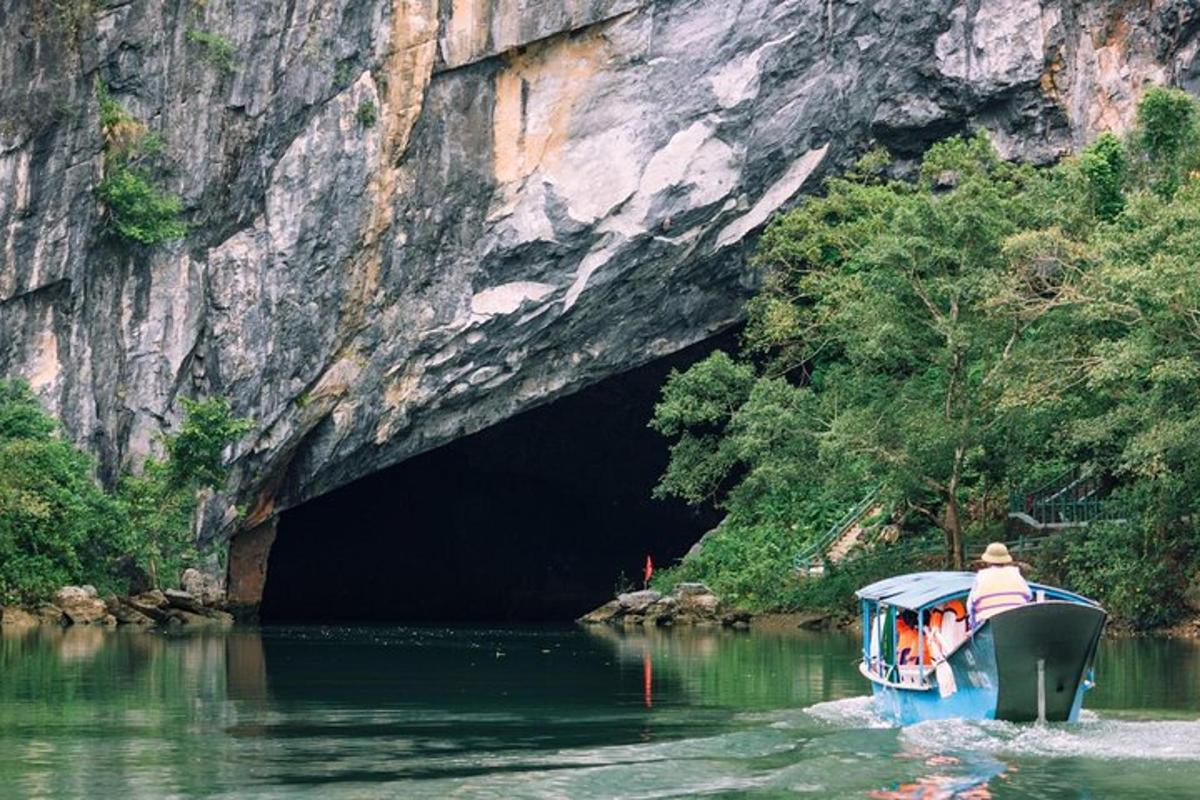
966, 542, 1032, 628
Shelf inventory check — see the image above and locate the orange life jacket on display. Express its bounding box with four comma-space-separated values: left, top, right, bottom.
896, 620, 930, 666
943, 599, 967, 623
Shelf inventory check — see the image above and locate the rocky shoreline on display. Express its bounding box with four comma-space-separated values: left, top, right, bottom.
0, 569, 233, 630
577, 583, 752, 629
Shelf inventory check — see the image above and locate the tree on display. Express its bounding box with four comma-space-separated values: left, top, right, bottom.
0, 381, 127, 603
744, 134, 1083, 567
651, 88, 1200, 625
1131, 86, 1200, 199
0, 381, 250, 599
120, 396, 250, 587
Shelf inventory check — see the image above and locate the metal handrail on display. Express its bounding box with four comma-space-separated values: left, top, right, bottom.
1008, 468, 1113, 526
794, 487, 881, 570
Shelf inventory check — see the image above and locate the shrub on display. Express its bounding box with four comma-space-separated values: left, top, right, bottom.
119, 397, 250, 587
93, 79, 186, 245
95, 167, 187, 244
356, 99, 377, 128
1079, 132, 1126, 220
186, 28, 235, 74
165, 396, 252, 488
1045, 517, 1196, 629
333, 61, 355, 88
0, 381, 250, 599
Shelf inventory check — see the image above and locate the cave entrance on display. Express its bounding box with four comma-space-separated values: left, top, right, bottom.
257, 331, 734, 623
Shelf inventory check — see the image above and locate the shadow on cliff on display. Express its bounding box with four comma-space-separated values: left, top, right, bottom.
258, 331, 735, 623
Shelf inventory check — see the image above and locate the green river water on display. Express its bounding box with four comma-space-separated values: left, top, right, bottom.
1, 625, 1198, 799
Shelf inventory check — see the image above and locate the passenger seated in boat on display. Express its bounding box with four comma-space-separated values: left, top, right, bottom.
967, 542, 1032, 628
896, 610, 930, 666
926, 599, 968, 655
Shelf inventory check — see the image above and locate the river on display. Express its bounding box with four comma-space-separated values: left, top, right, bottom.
1, 625, 1198, 798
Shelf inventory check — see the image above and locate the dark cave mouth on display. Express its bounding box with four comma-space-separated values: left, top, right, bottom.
258, 331, 735, 624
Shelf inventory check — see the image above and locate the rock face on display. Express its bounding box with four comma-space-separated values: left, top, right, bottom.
2, 1, 1198, 570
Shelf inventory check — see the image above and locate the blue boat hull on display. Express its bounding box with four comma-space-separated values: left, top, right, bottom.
868, 601, 1104, 725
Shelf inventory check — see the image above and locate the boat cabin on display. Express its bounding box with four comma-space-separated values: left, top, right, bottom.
857, 571, 1094, 689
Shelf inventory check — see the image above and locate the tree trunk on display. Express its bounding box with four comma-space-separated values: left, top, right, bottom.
944, 494, 965, 569
945, 445, 966, 569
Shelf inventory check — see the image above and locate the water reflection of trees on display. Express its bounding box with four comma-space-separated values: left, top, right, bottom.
1091, 637, 1200, 712
0, 627, 269, 797
582, 626, 864, 709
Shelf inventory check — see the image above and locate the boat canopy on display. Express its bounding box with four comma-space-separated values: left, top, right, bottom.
855, 570, 1097, 612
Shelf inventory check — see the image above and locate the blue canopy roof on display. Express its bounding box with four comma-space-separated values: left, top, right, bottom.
855, 571, 1097, 611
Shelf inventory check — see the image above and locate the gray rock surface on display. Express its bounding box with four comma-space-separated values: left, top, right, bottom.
0, 606, 39, 628
179, 569, 226, 607
52, 586, 110, 624
583, 582, 739, 626
616, 590, 662, 613
2, 0, 1197, 560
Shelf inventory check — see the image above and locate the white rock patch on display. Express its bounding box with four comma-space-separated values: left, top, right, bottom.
709, 32, 798, 109
717, 144, 828, 248
471, 282, 557, 316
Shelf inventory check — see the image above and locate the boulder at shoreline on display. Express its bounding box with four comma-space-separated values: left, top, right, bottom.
578, 583, 751, 629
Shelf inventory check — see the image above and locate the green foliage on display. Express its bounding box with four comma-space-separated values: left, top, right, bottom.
649, 352, 755, 505
333, 61, 355, 88
186, 28, 235, 74
1131, 86, 1200, 198
117, 459, 199, 590
119, 397, 249, 587
652, 87, 1200, 627
94, 77, 131, 134
92, 79, 186, 246
53, 0, 98, 47
356, 99, 378, 128
0, 381, 57, 441
165, 397, 252, 489
95, 168, 188, 244
1080, 132, 1127, 220
1045, 510, 1193, 629
0, 381, 127, 604
0, 381, 249, 599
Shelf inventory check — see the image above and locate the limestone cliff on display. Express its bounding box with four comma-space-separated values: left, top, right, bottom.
2, 0, 1198, 555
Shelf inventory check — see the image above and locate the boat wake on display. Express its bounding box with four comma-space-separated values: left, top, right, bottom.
802, 695, 892, 729
900, 714, 1200, 762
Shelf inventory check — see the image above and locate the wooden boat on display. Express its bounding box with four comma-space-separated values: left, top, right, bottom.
856, 571, 1106, 725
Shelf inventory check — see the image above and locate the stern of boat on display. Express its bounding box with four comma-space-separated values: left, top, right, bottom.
985, 600, 1106, 722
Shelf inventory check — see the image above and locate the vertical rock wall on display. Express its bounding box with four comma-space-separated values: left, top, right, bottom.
1, 0, 1197, 553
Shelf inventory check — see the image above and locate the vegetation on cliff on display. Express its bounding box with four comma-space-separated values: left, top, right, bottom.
652, 88, 1200, 629
0, 381, 247, 604
94, 79, 187, 245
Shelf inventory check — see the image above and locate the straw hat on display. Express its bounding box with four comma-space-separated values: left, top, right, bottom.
980, 542, 1013, 565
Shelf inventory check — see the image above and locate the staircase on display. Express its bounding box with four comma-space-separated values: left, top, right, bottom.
794, 489, 881, 576
825, 505, 883, 564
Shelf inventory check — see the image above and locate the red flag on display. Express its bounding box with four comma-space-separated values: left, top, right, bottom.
644, 554, 654, 587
